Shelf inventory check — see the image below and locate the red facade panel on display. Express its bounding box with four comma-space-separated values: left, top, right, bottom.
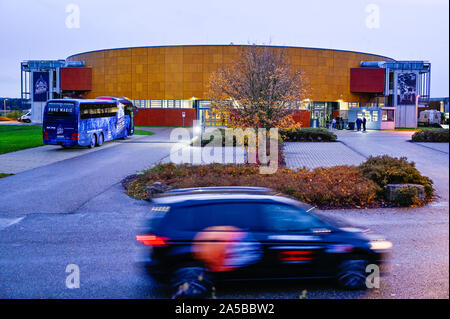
60, 67, 92, 91
291, 110, 310, 127
350, 68, 385, 93
135, 108, 196, 127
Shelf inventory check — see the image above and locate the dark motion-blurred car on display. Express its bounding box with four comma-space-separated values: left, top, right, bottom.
136, 187, 392, 298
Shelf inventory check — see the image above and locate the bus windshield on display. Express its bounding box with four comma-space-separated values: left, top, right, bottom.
46, 102, 75, 117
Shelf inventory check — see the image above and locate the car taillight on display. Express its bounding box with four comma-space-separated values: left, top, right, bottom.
279, 250, 314, 262
43, 131, 49, 139
71, 133, 80, 140
136, 234, 168, 246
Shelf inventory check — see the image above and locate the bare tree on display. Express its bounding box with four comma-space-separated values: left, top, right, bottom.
208, 45, 308, 129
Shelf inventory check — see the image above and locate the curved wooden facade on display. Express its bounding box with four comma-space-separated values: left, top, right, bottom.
67, 45, 393, 103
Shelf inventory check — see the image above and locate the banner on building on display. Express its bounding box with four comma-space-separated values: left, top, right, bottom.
397, 72, 417, 105
32, 72, 49, 102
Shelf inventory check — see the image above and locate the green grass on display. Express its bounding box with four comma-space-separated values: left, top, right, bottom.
0, 173, 13, 178
134, 129, 155, 135
0, 125, 44, 154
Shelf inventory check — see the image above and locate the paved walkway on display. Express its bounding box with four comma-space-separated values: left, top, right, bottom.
284, 142, 365, 169
284, 129, 449, 201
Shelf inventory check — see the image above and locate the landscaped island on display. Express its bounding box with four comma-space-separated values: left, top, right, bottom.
124, 155, 434, 209
412, 128, 449, 142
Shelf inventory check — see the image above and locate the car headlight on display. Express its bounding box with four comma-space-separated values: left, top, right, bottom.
370, 240, 393, 251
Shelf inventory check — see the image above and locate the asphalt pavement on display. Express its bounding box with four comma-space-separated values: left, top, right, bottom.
0, 128, 448, 298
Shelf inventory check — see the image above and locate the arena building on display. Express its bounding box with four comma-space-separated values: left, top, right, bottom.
21, 45, 431, 129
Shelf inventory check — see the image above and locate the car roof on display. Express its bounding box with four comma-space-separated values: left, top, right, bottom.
151, 187, 313, 211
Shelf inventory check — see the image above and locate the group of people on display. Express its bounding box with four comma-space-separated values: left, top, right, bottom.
329, 117, 345, 130
356, 116, 367, 131
328, 116, 367, 132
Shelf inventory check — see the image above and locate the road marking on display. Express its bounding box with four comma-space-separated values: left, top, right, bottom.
0, 217, 25, 231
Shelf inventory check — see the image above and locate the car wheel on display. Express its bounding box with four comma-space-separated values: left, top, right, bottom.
88, 134, 96, 148
171, 266, 213, 299
96, 133, 104, 147
122, 129, 128, 140
336, 259, 368, 290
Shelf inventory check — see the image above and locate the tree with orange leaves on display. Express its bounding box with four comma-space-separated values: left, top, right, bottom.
208, 45, 309, 130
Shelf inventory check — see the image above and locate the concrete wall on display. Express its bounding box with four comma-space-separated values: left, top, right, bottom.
395, 105, 417, 128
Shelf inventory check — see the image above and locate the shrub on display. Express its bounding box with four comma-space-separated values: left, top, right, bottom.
279, 128, 337, 142
392, 186, 423, 207
359, 155, 434, 201
411, 129, 449, 142
6, 110, 23, 119
125, 163, 380, 208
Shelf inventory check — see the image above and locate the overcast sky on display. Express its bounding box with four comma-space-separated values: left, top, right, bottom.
0, 0, 448, 98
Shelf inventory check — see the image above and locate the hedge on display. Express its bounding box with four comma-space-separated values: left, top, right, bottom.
279, 128, 337, 142
411, 128, 449, 142
359, 155, 434, 201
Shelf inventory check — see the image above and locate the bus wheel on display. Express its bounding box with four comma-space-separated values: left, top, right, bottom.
89, 134, 96, 148
96, 133, 104, 147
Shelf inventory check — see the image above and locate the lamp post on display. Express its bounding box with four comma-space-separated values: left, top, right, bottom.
415, 94, 421, 128
3, 99, 7, 117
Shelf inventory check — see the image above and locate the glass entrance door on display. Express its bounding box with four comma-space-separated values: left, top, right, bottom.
311, 103, 326, 127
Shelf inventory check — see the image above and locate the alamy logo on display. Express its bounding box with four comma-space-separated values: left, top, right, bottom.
35, 75, 48, 95
365, 4, 380, 29
65, 264, 80, 289
65, 4, 80, 29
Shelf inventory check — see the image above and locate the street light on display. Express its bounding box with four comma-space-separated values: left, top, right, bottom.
3, 99, 7, 117
415, 94, 421, 128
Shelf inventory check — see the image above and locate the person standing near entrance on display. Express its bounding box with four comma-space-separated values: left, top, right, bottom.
338, 117, 344, 130
356, 117, 361, 131
331, 117, 336, 130
362, 116, 367, 132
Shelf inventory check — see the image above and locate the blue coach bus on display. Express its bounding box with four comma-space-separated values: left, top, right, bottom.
43, 97, 135, 148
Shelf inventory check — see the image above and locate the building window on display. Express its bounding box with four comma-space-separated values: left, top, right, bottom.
339, 102, 349, 111
372, 111, 378, 122
198, 100, 211, 108
382, 110, 394, 121
150, 99, 163, 108
166, 99, 181, 108
132, 99, 196, 109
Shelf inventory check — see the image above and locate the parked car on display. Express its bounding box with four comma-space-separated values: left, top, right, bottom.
136, 187, 392, 298
418, 110, 441, 127
18, 111, 31, 123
